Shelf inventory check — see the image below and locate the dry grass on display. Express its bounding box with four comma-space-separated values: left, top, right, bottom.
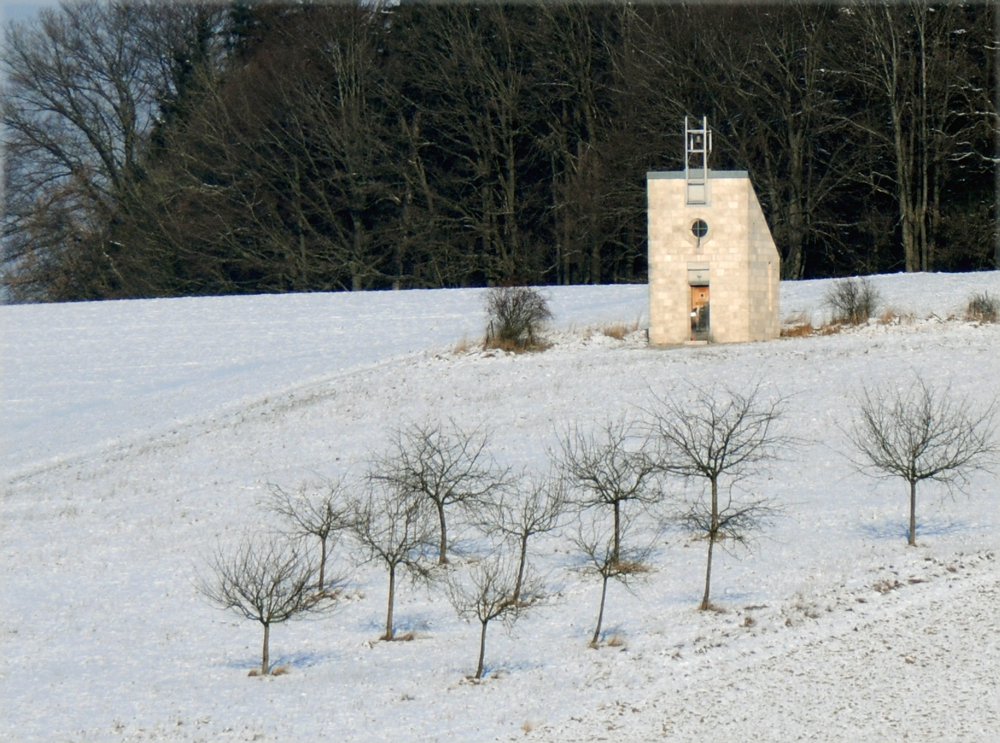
872, 578, 902, 594
521, 720, 534, 733
453, 333, 474, 354
600, 318, 640, 340
877, 308, 914, 325
965, 291, 999, 323
482, 337, 551, 354
248, 664, 289, 677
781, 319, 814, 337
605, 633, 627, 648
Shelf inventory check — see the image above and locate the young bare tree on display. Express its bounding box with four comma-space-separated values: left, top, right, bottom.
573, 509, 652, 647
349, 481, 433, 640
263, 477, 352, 592
847, 378, 998, 546
370, 419, 506, 564
446, 551, 538, 679
557, 416, 662, 563
199, 532, 336, 675
649, 383, 786, 611
476, 470, 566, 603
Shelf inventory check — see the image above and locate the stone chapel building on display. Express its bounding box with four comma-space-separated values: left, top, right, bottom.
647, 118, 780, 345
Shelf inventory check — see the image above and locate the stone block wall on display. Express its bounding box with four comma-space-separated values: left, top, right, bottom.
647, 171, 780, 345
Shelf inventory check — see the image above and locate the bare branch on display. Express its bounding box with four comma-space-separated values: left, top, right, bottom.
263, 476, 353, 591
369, 419, 508, 564
557, 415, 663, 562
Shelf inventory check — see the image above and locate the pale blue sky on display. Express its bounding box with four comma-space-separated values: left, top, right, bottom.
2, 1, 54, 25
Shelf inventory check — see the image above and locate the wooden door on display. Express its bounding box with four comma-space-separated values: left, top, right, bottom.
690, 286, 710, 338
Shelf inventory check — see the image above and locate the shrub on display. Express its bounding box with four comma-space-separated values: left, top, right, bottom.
824, 276, 881, 325
965, 291, 999, 323
484, 286, 552, 351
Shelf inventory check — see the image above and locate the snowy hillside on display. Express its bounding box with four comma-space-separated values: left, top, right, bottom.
2, 272, 999, 742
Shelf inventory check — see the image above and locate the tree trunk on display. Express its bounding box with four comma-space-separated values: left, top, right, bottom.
261, 622, 270, 675
590, 238, 601, 285
384, 563, 396, 640
612, 500, 621, 562
700, 535, 716, 612
592, 574, 609, 645
476, 620, 489, 679
908, 479, 917, 547
700, 476, 720, 610
514, 536, 528, 603
436, 501, 448, 564
318, 536, 327, 591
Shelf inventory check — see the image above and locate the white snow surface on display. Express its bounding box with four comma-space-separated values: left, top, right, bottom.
2, 272, 999, 742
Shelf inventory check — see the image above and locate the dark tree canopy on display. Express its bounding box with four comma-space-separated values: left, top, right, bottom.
3, 1, 996, 302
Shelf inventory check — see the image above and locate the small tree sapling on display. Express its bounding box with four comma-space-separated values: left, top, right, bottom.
349, 481, 434, 640
199, 532, 337, 675
649, 382, 786, 610
475, 469, 566, 603
446, 551, 538, 679
557, 416, 662, 563
572, 509, 652, 647
847, 378, 997, 546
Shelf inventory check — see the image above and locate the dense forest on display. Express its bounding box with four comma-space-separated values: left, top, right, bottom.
2, 1, 996, 302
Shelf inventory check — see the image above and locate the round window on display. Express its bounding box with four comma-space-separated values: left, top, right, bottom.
692, 219, 708, 239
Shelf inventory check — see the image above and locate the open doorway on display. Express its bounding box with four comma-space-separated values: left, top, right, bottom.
690, 285, 710, 340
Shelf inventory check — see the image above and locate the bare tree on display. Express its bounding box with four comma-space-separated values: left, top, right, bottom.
263, 477, 352, 592
349, 481, 433, 640
649, 383, 786, 611
557, 416, 662, 563
847, 2, 988, 272
446, 551, 538, 679
199, 532, 336, 675
572, 508, 652, 647
370, 419, 506, 565
847, 378, 997, 546
476, 470, 566, 603
1, 1, 229, 299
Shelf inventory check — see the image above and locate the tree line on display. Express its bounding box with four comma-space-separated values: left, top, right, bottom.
3, 1, 996, 302
202, 376, 996, 678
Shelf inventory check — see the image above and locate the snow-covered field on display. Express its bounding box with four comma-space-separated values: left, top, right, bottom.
2, 272, 998, 742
